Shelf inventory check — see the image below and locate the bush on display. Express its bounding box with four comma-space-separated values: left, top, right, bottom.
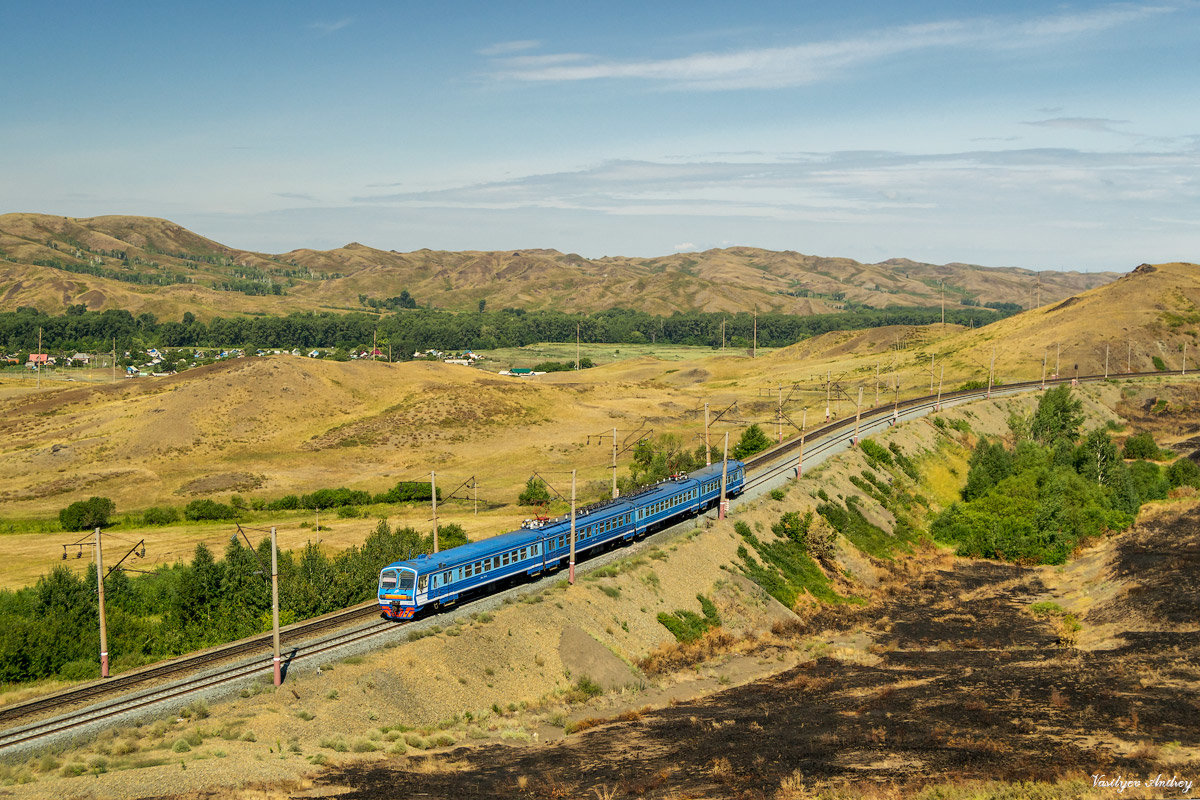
518, 476, 551, 506
858, 439, 892, 467
183, 498, 239, 521
732, 424, 772, 459
59, 496, 115, 531
266, 494, 301, 511
142, 506, 180, 526
1166, 457, 1200, 489
1152, 355, 1168, 371
1122, 432, 1161, 460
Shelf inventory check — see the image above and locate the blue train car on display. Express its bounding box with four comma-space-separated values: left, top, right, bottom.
378, 459, 744, 619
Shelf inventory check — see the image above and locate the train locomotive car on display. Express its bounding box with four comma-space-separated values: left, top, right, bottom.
378, 459, 744, 619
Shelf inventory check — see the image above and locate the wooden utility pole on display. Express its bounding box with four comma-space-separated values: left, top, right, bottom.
95, 528, 109, 678
473, 478, 478, 515
569, 470, 577, 584
704, 402, 711, 466
271, 526, 281, 686
611, 428, 618, 499
718, 433, 729, 520
430, 472, 438, 553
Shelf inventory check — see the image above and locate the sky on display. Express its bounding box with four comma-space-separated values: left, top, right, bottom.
2, 1, 1197, 271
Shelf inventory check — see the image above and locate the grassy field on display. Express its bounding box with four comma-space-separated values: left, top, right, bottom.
474, 341, 778, 370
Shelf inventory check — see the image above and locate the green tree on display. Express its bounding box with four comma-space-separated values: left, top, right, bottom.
518, 476, 551, 506
732, 424, 772, 459
59, 496, 116, 531
1030, 386, 1084, 446
1122, 432, 1160, 460
962, 439, 1015, 500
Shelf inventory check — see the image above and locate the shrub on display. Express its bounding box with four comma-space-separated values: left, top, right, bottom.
59, 496, 115, 531
183, 498, 238, 521
142, 506, 180, 526
518, 476, 551, 506
1123, 432, 1161, 460
858, 439, 893, 467
266, 494, 301, 511
732, 424, 772, 459
1167, 457, 1200, 489
1152, 355, 1168, 371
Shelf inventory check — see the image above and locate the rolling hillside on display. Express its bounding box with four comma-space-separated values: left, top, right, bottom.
0, 213, 1117, 320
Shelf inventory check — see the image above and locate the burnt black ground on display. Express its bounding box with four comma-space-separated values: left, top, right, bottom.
313, 510, 1200, 800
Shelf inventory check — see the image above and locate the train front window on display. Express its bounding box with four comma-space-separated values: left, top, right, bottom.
379, 572, 398, 592
397, 574, 415, 590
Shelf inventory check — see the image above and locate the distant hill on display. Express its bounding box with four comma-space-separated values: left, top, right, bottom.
0, 212, 1119, 320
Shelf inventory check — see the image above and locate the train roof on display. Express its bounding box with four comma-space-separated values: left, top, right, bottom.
379, 459, 742, 575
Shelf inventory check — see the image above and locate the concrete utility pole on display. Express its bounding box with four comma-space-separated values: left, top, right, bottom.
271, 526, 281, 687
825, 369, 832, 421
752, 306, 757, 358
797, 408, 807, 478
1042, 350, 1048, 390
704, 402, 711, 466
430, 472, 439, 554
987, 347, 996, 399
875, 361, 881, 406
95, 528, 109, 678
854, 386, 863, 444
1105, 343, 1110, 379
611, 427, 618, 499
111, 337, 116, 383
718, 433, 729, 520
929, 354, 935, 395
569, 470, 577, 585
892, 376, 900, 424
936, 364, 944, 411
777, 386, 783, 444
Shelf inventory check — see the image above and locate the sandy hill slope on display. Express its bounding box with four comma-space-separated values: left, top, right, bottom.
0, 213, 1117, 319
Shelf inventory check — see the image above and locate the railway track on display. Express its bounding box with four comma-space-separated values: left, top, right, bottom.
0, 367, 1188, 755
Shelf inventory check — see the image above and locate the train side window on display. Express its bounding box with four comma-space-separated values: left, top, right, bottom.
444, 571, 451, 583
418, 576, 428, 592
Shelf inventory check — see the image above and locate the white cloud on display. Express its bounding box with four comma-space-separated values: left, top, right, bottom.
477, 39, 541, 56
485, 4, 1177, 90
309, 17, 354, 34
673, 242, 696, 251
1023, 117, 1131, 134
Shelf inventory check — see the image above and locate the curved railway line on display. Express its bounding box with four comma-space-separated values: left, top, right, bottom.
0, 367, 1189, 756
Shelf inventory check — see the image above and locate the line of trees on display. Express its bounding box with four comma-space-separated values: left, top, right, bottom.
0, 304, 1012, 356
0, 519, 465, 684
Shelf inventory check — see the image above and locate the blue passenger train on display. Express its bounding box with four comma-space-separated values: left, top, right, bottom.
377, 460, 745, 619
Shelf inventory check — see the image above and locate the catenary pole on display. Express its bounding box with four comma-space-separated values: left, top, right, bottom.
431, 472, 438, 553
271, 526, 281, 686
854, 387, 863, 444
936, 364, 944, 411
612, 427, 618, 499
95, 528, 109, 678
704, 402, 711, 466
569, 470, 577, 584
718, 432, 729, 520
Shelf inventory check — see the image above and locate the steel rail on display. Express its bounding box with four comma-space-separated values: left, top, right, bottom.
0, 367, 1188, 751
